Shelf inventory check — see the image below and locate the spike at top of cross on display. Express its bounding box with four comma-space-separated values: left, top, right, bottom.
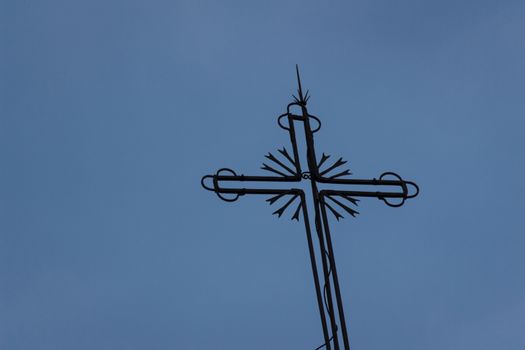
293, 64, 310, 105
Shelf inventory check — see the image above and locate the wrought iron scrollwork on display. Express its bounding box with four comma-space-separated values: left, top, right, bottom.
201, 65, 420, 350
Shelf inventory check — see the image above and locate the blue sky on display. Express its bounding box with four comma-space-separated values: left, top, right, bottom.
2, 0, 525, 349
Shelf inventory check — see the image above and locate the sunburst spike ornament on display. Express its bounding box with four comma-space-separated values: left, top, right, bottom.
326, 195, 359, 217
318, 153, 331, 169
291, 202, 302, 221
320, 157, 347, 177
261, 163, 288, 177
329, 169, 352, 179
278, 147, 296, 167
266, 192, 287, 205
265, 152, 296, 175
340, 194, 360, 206
272, 194, 299, 218
201, 67, 420, 350
324, 201, 344, 221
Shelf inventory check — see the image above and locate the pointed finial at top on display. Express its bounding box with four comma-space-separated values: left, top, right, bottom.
294, 64, 309, 106
296, 64, 304, 101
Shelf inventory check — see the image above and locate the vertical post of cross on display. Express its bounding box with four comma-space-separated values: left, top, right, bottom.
292, 65, 348, 349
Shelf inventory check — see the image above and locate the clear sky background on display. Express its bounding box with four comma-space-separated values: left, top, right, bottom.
2, 0, 525, 349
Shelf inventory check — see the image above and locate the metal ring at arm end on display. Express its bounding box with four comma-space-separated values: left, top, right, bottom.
378, 171, 407, 207
307, 114, 321, 133
201, 175, 215, 191
377, 172, 419, 207
201, 168, 241, 203
277, 113, 290, 131
379, 196, 406, 208
406, 181, 419, 199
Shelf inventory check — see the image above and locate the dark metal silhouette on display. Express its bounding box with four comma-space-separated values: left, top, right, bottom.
201, 66, 419, 350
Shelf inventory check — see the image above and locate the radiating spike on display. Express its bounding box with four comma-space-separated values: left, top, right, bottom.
324, 201, 343, 221
320, 157, 347, 176
329, 169, 352, 179
261, 163, 288, 177
317, 153, 330, 169
265, 152, 296, 175
341, 194, 360, 206
327, 195, 359, 217
291, 202, 302, 221
278, 147, 297, 167
266, 193, 287, 205
272, 194, 299, 218
333, 157, 346, 167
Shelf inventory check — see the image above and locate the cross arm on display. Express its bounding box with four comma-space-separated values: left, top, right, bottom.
201, 167, 302, 200
201, 168, 306, 220
317, 171, 419, 208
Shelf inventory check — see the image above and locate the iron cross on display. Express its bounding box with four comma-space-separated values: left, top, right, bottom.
201, 66, 419, 350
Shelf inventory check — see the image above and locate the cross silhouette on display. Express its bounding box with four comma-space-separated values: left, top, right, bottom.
201, 66, 419, 350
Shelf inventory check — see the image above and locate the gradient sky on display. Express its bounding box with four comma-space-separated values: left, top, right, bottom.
2, 0, 525, 349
